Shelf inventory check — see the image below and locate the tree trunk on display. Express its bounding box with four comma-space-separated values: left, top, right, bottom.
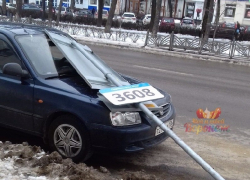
42, 0, 46, 21
201, 0, 214, 41
168, 0, 172, 18
105, 0, 117, 33
149, 0, 156, 32
2, 0, 6, 15
212, 0, 220, 42
16, 0, 22, 21
97, 0, 104, 27
152, 0, 162, 36
215, 0, 220, 24
48, 0, 53, 25
56, 0, 63, 26
70, 0, 75, 12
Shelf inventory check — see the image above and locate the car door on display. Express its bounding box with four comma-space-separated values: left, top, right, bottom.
0, 34, 34, 132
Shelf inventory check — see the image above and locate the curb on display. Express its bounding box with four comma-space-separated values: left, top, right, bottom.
75, 37, 250, 67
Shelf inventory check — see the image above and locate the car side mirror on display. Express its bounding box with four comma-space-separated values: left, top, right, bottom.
3, 63, 29, 78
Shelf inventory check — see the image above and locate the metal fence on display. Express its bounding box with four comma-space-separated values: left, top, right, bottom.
0, 16, 250, 61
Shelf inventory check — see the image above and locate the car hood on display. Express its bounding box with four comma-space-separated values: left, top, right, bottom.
40, 74, 171, 109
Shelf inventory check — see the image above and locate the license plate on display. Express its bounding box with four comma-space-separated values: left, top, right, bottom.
99, 83, 164, 105
155, 119, 174, 136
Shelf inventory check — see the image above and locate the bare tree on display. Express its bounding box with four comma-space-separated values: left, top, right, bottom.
152, 0, 162, 35
48, 0, 53, 26
70, 0, 75, 13
97, 0, 104, 27
16, 0, 22, 21
104, 0, 117, 33
56, 0, 63, 26
149, 0, 156, 32
201, 0, 214, 41
168, 0, 172, 18
215, 0, 220, 24
2, 0, 6, 15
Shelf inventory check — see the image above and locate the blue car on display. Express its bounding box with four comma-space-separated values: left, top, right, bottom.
0, 22, 175, 162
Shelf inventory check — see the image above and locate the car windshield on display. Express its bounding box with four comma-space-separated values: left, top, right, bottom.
79, 10, 88, 13
16, 34, 65, 78
103, 10, 108, 14
183, 19, 193, 24
123, 14, 134, 17
16, 33, 128, 88
225, 23, 235, 28
163, 18, 173, 23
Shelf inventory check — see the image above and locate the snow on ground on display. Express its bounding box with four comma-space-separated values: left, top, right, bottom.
0, 141, 156, 180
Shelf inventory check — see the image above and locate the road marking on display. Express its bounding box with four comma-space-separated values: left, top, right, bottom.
133, 65, 250, 88
133, 65, 194, 77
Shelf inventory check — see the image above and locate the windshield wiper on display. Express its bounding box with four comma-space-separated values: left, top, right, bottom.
45, 73, 74, 80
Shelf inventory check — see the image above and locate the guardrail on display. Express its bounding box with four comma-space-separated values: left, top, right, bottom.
0, 16, 249, 61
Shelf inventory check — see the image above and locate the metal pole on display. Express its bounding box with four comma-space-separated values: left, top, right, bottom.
71, 40, 225, 180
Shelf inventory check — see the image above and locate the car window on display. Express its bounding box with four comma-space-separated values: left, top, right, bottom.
103, 10, 108, 14
16, 34, 62, 77
183, 19, 193, 24
123, 14, 135, 17
0, 40, 21, 74
163, 18, 174, 23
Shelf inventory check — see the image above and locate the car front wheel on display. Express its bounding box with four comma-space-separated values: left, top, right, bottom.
48, 115, 92, 162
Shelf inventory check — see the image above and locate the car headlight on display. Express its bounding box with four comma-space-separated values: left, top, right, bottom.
110, 112, 141, 126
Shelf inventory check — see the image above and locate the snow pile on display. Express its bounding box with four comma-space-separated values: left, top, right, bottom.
0, 141, 156, 180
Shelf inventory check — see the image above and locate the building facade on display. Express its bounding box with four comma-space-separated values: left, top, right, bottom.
220, 0, 250, 25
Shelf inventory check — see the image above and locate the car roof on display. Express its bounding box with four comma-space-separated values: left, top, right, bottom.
0, 22, 71, 37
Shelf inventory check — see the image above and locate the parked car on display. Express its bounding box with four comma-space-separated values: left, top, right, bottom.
181, 17, 195, 28
142, 14, 151, 25
122, 12, 136, 24
94, 9, 109, 19
0, 22, 175, 162
159, 17, 175, 32
22, 4, 41, 11
75, 9, 92, 18
6, 3, 16, 9
209, 22, 242, 40
55, 7, 73, 16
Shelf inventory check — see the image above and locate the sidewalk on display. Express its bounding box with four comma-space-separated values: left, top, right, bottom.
74, 35, 250, 67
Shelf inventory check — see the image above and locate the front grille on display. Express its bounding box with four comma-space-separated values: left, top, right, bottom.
152, 103, 171, 119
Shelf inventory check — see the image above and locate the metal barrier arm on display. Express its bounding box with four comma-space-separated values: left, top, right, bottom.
71, 41, 225, 180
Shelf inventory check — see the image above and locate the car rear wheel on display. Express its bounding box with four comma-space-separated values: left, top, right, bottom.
48, 115, 92, 162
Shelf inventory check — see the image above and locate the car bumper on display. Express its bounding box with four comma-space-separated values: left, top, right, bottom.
89, 103, 176, 153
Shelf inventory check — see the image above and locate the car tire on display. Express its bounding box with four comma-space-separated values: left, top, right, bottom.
48, 115, 92, 163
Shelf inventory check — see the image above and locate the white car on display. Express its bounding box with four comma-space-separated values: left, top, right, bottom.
6, 3, 16, 9
142, 14, 151, 25
121, 12, 136, 24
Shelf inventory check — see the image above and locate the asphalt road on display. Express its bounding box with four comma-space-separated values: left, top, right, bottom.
85, 43, 250, 141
